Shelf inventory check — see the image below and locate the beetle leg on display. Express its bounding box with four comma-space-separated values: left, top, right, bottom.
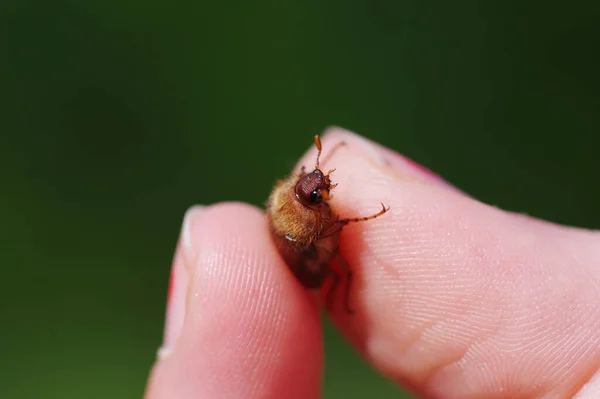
318, 221, 344, 239
333, 251, 354, 314
325, 267, 341, 312
317, 245, 355, 314
318, 203, 390, 239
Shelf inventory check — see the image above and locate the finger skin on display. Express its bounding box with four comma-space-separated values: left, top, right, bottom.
146, 203, 322, 399
296, 127, 600, 398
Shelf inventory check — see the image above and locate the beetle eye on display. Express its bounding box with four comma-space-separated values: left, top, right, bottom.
309, 190, 322, 204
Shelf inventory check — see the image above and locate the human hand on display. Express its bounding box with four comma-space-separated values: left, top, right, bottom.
145, 127, 600, 398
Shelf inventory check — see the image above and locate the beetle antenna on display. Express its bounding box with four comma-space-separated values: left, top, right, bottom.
314, 135, 322, 170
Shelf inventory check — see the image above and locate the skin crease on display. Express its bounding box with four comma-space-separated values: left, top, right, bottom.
146, 127, 600, 399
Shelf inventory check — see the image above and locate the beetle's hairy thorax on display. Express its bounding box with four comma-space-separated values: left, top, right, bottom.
266, 179, 331, 247
266, 174, 341, 289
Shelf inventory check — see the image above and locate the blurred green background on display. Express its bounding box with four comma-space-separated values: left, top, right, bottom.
1, 1, 599, 398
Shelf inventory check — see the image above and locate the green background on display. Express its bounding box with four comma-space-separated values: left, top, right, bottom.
2, 1, 599, 398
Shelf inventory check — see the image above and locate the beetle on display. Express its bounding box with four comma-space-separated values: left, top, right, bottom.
266, 135, 389, 313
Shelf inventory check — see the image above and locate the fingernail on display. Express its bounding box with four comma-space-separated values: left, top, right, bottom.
181, 205, 205, 272
157, 205, 205, 360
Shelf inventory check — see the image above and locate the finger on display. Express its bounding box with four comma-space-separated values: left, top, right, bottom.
145, 203, 323, 399
296, 127, 600, 398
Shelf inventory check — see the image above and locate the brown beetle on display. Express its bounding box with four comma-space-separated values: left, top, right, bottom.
266, 135, 389, 313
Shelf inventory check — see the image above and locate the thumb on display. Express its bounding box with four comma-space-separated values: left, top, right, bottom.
298, 127, 600, 398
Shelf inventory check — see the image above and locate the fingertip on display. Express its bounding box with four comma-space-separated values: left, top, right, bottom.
297, 128, 600, 398
147, 202, 323, 399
